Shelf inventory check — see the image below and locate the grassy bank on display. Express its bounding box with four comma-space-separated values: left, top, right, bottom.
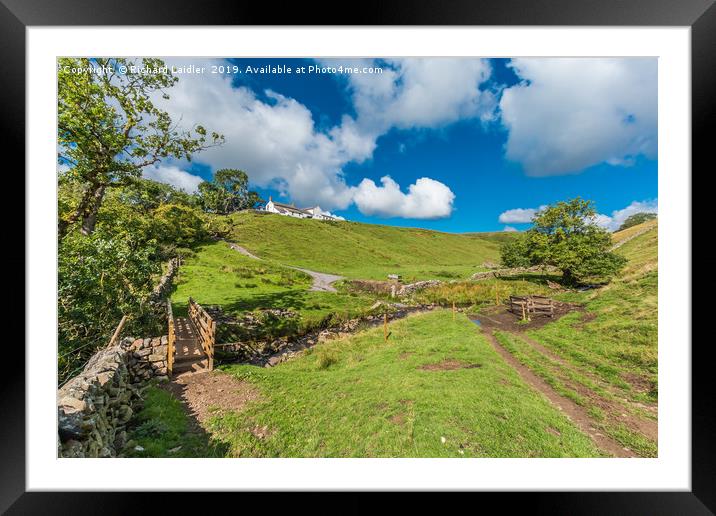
206, 310, 603, 457
170, 240, 375, 335
482, 222, 659, 457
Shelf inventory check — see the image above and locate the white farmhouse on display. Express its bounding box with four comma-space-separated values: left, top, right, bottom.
302, 205, 338, 221
263, 197, 343, 221
264, 197, 311, 218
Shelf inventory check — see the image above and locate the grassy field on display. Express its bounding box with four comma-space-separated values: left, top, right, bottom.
171, 241, 375, 335
484, 221, 659, 456
203, 310, 603, 458
221, 211, 512, 281
540, 221, 658, 396
149, 215, 658, 458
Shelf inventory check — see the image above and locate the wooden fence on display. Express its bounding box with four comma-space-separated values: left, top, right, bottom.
189, 297, 216, 371
167, 300, 175, 376
509, 295, 555, 320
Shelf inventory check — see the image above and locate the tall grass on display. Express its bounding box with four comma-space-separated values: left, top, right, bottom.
414, 278, 551, 308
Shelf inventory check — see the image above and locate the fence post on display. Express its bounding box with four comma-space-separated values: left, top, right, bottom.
106, 315, 128, 349
383, 313, 388, 342
452, 301, 456, 320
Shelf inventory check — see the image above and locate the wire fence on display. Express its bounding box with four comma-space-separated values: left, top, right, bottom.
58, 316, 129, 387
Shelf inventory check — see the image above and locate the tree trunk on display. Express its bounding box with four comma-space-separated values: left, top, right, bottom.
58, 182, 107, 241
80, 183, 107, 236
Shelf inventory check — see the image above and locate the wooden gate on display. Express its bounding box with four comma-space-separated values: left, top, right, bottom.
509, 295, 555, 320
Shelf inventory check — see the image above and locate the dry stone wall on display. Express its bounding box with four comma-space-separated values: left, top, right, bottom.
470, 265, 560, 281
57, 335, 169, 458
149, 257, 181, 303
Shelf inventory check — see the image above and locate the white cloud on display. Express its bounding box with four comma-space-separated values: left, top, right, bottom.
152, 57, 494, 216
498, 205, 546, 224
500, 200, 657, 232
339, 58, 496, 131
352, 176, 455, 219
143, 164, 203, 193
502, 226, 519, 232
592, 199, 658, 232
499, 58, 657, 176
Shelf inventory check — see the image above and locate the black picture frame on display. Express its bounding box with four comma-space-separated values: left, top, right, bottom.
4, 0, 712, 513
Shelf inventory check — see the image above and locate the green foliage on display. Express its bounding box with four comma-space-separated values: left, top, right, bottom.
151, 204, 207, 248
57, 177, 214, 382
57, 57, 222, 237
197, 169, 263, 214
499, 198, 626, 285
118, 177, 198, 213
618, 212, 657, 231
58, 230, 160, 381
500, 236, 532, 268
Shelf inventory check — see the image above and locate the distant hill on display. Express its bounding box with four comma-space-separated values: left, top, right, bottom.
612, 219, 658, 280
223, 211, 513, 281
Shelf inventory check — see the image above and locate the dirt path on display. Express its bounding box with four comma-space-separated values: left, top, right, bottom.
484, 332, 637, 458
227, 242, 262, 260
226, 240, 344, 292
164, 370, 260, 424
516, 333, 657, 416
287, 267, 344, 292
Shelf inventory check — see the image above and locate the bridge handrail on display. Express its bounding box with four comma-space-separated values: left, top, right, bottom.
167, 300, 175, 376
188, 297, 215, 370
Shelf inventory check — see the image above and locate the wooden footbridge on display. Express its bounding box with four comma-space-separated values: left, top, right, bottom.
167, 298, 215, 376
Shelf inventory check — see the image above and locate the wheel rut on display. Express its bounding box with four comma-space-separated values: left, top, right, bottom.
485, 332, 637, 458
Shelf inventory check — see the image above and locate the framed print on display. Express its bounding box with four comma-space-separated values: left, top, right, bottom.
5, 0, 714, 512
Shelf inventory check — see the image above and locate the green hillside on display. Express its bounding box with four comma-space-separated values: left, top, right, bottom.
223, 211, 511, 281
613, 220, 658, 280
170, 241, 374, 335
517, 221, 658, 456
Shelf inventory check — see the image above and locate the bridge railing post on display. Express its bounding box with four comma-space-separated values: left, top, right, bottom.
167, 300, 175, 377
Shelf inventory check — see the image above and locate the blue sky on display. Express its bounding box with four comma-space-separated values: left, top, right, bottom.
146, 57, 658, 233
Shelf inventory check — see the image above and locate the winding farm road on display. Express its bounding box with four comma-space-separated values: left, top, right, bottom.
287, 267, 344, 293
226, 242, 344, 292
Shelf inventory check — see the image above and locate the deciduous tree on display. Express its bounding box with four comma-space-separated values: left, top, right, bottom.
500, 198, 626, 285
57, 57, 223, 239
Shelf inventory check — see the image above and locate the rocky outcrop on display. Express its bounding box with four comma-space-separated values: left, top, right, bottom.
57, 335, 169, 458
